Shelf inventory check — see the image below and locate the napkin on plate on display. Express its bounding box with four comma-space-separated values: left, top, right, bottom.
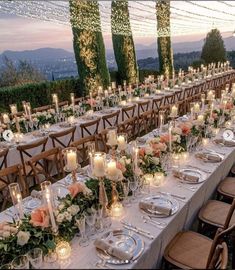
30, 190, 42, 200
139, 201, 172, 216
94, 239, 132, 261
173, 170, 199, 183
195, 153, 222, 162
214, 139, 235, 147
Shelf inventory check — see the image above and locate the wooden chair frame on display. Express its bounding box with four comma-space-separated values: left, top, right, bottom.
102, 110, 120, 129
0, 148, 8, 170
49, 126, 76, 148
121, 104, 136, 121
80, 118, 101, 138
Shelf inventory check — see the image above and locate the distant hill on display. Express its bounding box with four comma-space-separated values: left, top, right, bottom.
0, 48, 74, 63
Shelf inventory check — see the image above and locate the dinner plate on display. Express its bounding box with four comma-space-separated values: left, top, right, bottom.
140, 193, 179, 217
23, 197, 41, 210
195, 151, 223, 163
96, 229, 144, 265
177, 168, 205, 184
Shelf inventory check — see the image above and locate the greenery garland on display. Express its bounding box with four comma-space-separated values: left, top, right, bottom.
69, 0, 110, 96
111, 0, 138, 84
156, 0, 174, 78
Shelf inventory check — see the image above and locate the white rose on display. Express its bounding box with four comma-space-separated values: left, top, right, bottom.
67, 205, 80, 216
151, 157, 159, 165
173, 135, 181, 143
56, 213, 64, 223
145, 145, 153, 155
119, 158, 125, 166
83, 186, 92, 196
172, 127, 182, 135
17, 231, 30, 246
58, 203, 65, 211
126, 158, 131, 165
2, 231, 11, 238
54, 210, 59, 217
64, 212, 72, 222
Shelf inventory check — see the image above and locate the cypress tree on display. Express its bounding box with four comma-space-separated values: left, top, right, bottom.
69, 0, 110, 96
156, 0, 174, 78
201, 29, 226, 64
111, 0, 137, 84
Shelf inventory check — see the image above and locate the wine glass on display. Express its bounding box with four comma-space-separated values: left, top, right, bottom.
95, 207, 104, 233
12, 255, 29, 269
86, 211, 96, 240
75, 215, 89, 247
33, 119, 39, 130
44, 251, 59, 269
27, 248, 43, 269
28, 121, 34, 132
23, 120, 29, 133
129, 179, 138, 203
122, 180, 130, 207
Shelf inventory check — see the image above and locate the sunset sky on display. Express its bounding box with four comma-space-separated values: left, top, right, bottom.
0, 1, 234, 53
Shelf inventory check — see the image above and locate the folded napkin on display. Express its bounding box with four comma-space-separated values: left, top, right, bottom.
214, 139, 235, 147
173, 170, 199, 183
30, 190, 42, 200
195, 153, 222, 162
139, 201, 172, 216
94, 239, 132, 261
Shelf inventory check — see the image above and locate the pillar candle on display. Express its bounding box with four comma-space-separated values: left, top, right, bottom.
67, 150, 77, 171
117, 135, 126, 151
93, 155, 105, 177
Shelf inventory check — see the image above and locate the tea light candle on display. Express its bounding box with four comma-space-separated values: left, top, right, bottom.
45, 123, 50, 129
135, 97, 140, 101
225, 121, 232, 128
14, 133, 23, 144
197, 114, 204, 124
155, 89, 161, 94
2, 113, 10, 124
66, 150, 77, 171
144, 174, 154, 186
111, 202, 124, 218
56, 241, 71, 261
181, 152, 189, 161
120, 100, 127, 106
93, 153, 106, 177
153, 172, 165, 186
68, 116, 75, 125
117, 135, 127, 151
202, 138, 209, 146
144, 93, 149, 97
86, 109, 94, 116
171, 105, 178, 117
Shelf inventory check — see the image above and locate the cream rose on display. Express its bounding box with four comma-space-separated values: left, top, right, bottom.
56, 213, 64, 223
17, 231, 30, 246
67, 205, 80, 216
145, 145, 153, 155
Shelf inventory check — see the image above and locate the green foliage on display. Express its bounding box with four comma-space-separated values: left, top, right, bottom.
201, 29, 226, 64
70, 0, 110, 96
111, 0, 137, 84
192, 59, 206, 69
0, 78, 80, 113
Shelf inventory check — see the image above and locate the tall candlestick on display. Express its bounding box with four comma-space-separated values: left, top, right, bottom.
169, 122, 172, 152
159, 110, 164, 132
70, 93, 75, 113
52, 94, 59, 113
26, 102, 32, 121
22, 101, 28, 116
10, 104, 18, 115
9, 183, 24, 220
2, 113, 10, 124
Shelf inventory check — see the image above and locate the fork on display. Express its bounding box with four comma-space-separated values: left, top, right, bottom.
177, 184, 197, 192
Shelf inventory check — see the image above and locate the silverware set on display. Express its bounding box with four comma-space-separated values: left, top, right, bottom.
121, 220, 154, 240
177, 184, 198, 192
141, 215, 167, 229
159, 191, 186, 202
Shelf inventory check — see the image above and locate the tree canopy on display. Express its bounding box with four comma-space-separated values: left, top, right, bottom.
201, 28, 226, 64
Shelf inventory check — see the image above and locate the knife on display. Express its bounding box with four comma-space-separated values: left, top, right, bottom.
121, 220, 154, 238
123, 225, 154, 240
159, 191, 186, 200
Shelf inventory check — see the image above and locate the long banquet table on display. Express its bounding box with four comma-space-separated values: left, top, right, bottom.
2, 70, 235, 169
1, 125, 235, 269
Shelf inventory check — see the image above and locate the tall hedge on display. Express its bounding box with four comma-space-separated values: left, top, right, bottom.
69, 0, 110, 96
111, 0, 137, 84
156, 0, 174, 78
0, 78, 80, 113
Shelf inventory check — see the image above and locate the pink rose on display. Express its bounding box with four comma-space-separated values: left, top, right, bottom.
68, 182, 85, 199
30, 207, 50, 228
116, 162, 126, 173
87, 98, 96, 107
160, 134, 170, 143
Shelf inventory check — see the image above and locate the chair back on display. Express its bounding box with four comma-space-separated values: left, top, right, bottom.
95, 130, 109, 153
102, 110, 120, 129
27, 147, 64, 187
0, 164, 26, 210
0, 148, 9, 170
117, 116, 137, 141
138, 110, 154, 135
80, 118, 101, 138
163, 93, 175, 106
17, 137, 48, 177
208, 242, 228, 269
137, 100, 150, 116
223, 198, 235, 229
70, 135, 96, 167
49, 126, 76, 148
206, 224, 235, 269
33, 105, 51, 113
152, 97, 164, 111
121, 104, 136, 121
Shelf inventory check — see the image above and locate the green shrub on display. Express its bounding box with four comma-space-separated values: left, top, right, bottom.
0, 78, 81, 112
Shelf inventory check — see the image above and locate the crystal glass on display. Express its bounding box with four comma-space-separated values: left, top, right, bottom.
75, 215, 89, 247
122, 180, 130, 206
86, 211, 96, 240
90, 152, 106, 178
44, 251, 59, 269
129, 178, 138, 202
95, 207, 104, 233
27, 248, 43, 269
12, 255, 29, 269
62, 147, 78, 172
28, 121, 34, 132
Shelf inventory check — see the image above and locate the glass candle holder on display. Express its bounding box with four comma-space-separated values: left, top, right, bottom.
111, 202, 124, 218
194, 102, 201, 114
8, 183, 24, 219
68, 116, 75, 125
70, 93, 75, 106
107, 128, 118, 147
91, 152, 106, 178
170, 104, 178, 118
26, 102, 32, 120
117, 133, 127, 151
56, 241, 71, 261
62, 147, 78, 172
159, 110, 165, 132
10, 104, 18, 115
197, 114, 204, 125
153, 172, 165, 186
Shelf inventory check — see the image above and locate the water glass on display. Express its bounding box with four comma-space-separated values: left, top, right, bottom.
44, 251, 59, 269
129, 179, 138, 202
86, 212, 96, 239
12, 255, 29, 269
95, 207, 104, 233
76, 215, 89, 247
27, 248, 43, 269
122, 181, 130, 206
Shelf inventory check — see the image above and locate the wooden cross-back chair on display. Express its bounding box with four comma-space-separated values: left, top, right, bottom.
121, 104, 136, 121
80, 118, 101, 138
33, 105, 51, 113
102, 110, 120, 129
138, 110, 155, 136
152, 97, 164, 112
26, 147, 64, 190
17, 137, 48, 179
163, 224, 233, 270
0, 164, 26, 211
0, 148, 9, 170
137, 100, 150, 117
49, 126, 76, 148
163, 93, 175, 106
95, 130, 109, 153
117, 116, 138, 142
70, 135, 97, 167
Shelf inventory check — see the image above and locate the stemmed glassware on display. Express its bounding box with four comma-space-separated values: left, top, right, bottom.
27, 248, 43, 269
23, 120, 29, 133
86, 210, 97, 240
33, 119, 39, 130
129, 178, 138, 203
75, 215, 89, 247
28, 121, 34, 132
122, 180, 130, 206
11, 255, 29, 269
